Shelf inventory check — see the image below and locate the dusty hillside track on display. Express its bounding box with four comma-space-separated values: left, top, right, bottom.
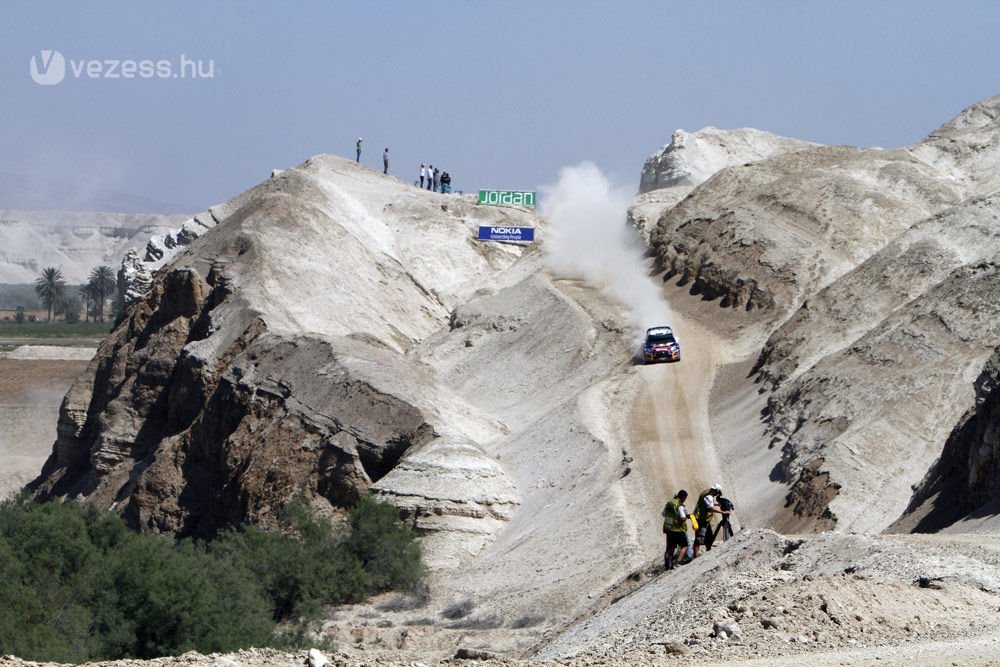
629, 312, 727, 510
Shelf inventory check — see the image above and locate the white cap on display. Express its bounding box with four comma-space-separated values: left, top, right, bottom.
712, 483, 722, 492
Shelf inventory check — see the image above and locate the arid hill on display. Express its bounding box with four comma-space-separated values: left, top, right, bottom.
20, 95, 1000, 665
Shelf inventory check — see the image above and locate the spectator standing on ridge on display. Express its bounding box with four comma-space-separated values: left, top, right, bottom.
441, 171, 451, 193
356, 137, 362, 162
692, 484, 730, 558
383, 148, 389, 174
433, 167, 440, 192
427, 165, 433, 190
419, 163, 426, 188
661, 489, 692, 570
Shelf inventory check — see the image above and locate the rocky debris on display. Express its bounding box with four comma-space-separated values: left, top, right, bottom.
307, 648, 329, 667
713, 619, 741, 640
454, 646, 500, 660
537, 529, 1000, 666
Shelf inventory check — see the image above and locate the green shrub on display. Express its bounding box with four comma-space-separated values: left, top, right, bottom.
0, 494, 423, 662
343, 494, 425, 592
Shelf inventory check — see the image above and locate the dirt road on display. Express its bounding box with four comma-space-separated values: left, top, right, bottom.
629, 311, 729, 506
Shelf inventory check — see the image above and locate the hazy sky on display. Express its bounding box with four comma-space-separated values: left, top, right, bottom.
4, 1, 1000, 212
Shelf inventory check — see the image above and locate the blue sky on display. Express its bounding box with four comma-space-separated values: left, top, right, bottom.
3, 1, 1000, 212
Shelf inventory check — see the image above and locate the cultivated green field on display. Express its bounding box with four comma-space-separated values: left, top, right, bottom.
0, 321, 113, 338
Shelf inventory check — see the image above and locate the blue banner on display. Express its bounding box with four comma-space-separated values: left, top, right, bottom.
477, 226, 535, 242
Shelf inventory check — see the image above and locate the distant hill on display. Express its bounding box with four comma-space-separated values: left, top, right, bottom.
0, 209, 190, 283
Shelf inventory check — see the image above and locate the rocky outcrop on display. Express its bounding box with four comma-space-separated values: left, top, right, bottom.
31, 156, 536, 547
372, 435, 520, 569
630, 128, 816, 241
116, 248, 152, 309
639, 127, 816, 194
892, 348, 1000, 532
650, 145, 960, 322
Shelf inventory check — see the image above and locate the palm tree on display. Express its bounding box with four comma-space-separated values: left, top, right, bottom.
79, 282, 97, 322
88, 265, 116, 322
34, 267, 66, 323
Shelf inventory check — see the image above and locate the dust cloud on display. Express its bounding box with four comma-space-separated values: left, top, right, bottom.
539, 162, 671, 342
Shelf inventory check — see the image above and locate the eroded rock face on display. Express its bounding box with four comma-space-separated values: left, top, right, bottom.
746, 194, 1000, 532
640, 95, 1000, 533
117, 248, 152, 309
630, 127, 816, 242
30, 155, 537, 544
650, 146, 961, 321
33, 260, 435, 537
638, 127, 816, 194
372, 435, 520, 569
893, 348, 1000, 531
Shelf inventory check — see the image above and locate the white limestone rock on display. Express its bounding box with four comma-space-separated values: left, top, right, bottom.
638, 127, 817, 194
117, 248, 152, 307
372, 435, 520, 569
631, 127, 817, 239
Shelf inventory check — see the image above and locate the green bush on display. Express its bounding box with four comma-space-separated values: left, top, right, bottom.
0, 495, 423, 662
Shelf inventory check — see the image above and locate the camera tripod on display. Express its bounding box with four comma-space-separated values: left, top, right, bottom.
715, 515, 734, 542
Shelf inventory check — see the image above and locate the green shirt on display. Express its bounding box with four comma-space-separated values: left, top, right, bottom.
694, 489, 716, 525
662, 497, 687, 533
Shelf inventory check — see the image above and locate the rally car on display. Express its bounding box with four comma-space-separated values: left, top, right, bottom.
643, 326, 681, 364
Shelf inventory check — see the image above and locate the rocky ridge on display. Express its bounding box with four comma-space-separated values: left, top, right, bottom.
629, 128, 816, 242
31, 157, 538, 556
638, 95, 1000, 534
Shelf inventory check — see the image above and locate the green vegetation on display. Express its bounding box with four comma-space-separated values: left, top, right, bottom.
34, 267, 67, 323
0, 320, 113, 338
2, 264, 120, 324
0, 495, 423, 662
87, 265, 117, 322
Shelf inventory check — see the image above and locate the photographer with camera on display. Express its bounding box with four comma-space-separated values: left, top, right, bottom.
714, 496, 736, 543
692, 484, 732, 558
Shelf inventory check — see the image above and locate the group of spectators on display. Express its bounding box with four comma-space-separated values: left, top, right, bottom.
352, 138, 453, 192
661, 484, 734, 570
419, 163, 451, 193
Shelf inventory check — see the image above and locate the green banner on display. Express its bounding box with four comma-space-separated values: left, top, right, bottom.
478, 189, 536, 207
